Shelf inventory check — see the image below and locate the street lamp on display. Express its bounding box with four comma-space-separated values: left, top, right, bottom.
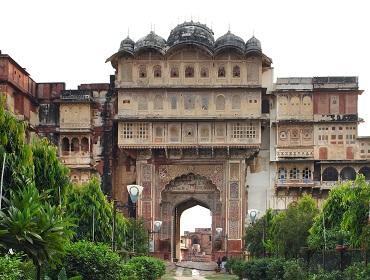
148, 220, 162, 253
111, 184, 143, 251
249, 210, 258, 225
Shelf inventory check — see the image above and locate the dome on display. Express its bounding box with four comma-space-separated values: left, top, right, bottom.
119, 36, 135, 53
134, 31, 167, 53
246, 36, 262, 54
214, 31, 245, 53
167, 21, 214, 51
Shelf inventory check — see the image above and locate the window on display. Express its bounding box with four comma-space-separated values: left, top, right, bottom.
61, 137, 69, 155
302, 168, 311, 180
170, 66, 179, 78
232, 95, 241, 109
138, 65, 147, 78
154, 95, 163, 110
201, 96, 209, 110
122, 99, 130, 104
216, 95, 225, 110
232, 65, 240, 78
218, 66, 226, 78
185, 66, 194, 78
232, 122, 256, 139
137, 123, 149, 139
200, 127, 209, 139
278, 168, 287, 180
169, 126, 180, 142
155, 126, 163, 137
123, 123, 134, 139
289, 168, 300, 179
184, 126, 194, 137
71, 138, 79, 152
200, 67, 209, 78
81, 137, 89, 152
153, 65, 161, 78
279, 131, 287, 140
170, 96, 177, 110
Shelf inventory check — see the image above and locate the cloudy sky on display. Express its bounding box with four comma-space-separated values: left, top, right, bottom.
2, 0, 369, 232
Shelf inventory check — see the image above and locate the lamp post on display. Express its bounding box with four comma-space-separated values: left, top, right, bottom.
111, 184, 143, 251
148, 220, 162, 254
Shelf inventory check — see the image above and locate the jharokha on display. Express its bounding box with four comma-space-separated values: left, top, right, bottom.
1, 22, 369, 261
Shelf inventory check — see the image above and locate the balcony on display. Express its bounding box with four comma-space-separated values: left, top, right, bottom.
276, 148, 314, 159
60, 155, 93, 167
276, 178, 315, 188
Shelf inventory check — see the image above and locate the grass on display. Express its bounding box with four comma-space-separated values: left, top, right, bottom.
161, 269, 176, 280
182, 268, 192, 276
204, 273, 239, 280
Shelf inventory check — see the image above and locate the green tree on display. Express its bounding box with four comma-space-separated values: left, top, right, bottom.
32, 138, 70, 206
309, 176, 370, 249
244, 209, 274, 257
122, 218, 149, 255
270, 194, 319, 258
0, 183, 74, 280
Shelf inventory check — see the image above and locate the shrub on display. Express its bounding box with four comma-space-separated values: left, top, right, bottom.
343, 262, 370, 280
122, 256, 166, 280
248, 258, 270, 280
63, 241, 123, 280
227, 258, 247, 279
0, 255, 22, 280
283, 260, 306, 280
308, 269, 342, 280
267, 258, 286, 280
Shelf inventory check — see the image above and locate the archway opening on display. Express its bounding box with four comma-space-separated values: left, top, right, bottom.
180, 204, 212, 261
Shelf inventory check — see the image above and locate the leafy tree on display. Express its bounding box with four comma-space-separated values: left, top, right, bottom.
122, 218, 149, 255
309, 176, 370, 250
32, 138, 70, 205
0, 183, 74, 280
270, 194, 319, 258
244, 209, 274, 257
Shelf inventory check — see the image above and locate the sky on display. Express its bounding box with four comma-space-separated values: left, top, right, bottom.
2, 0, 370, 232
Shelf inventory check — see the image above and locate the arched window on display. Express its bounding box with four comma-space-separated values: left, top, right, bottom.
278, 168, 287, 180
322, 167, 338, 181
289, 168, 300, 179
71, 137, 80, 153
154, 95, 163, 110
232, 65, 240, 78
302, 168, 312, 180
138, 65, 147, 78
216, 95, 225, 110
232, 95, 241, 110
340, 167, 356, 180
153, 65, 161, 78
218, 66, 226, 78
170, 66, 179, 78
200, 67, 209, 78
185, 66, 194, 78
359, 166, 370, 180
61, 137, 69, 155
81, 137, 89, 153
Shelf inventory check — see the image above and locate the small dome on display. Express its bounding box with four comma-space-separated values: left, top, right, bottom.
135, 31, 166, 53
214, 31, 245, 53
167, 21, 214, 50
119, 36, 135, 53
246, 36, 262, 54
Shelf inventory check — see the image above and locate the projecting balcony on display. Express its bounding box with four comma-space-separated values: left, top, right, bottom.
275, 178, 315, 189
60, 154, 93, 168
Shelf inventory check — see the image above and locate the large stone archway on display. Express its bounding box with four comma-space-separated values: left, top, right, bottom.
160, 173, 221, 260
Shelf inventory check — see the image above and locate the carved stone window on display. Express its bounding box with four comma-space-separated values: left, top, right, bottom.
185, 66, 194, 78
200, 67, 209, 78
61, 137, 69, 155
232, 65, 240, 78
153, 65, 161, 78
200, 126, 210, 139
123, 123, 134, 139
216, 125, 225, 137
154, 95, 164, 110
201, 96, 209, 110
215, 95, 225, 110
81, 137, 89, 153
71, 137, 80, 152
232, 95, 241, 109
137, 123, 149, 139
302, 168, 311, 180
289, 168, 300, 179
138, 96, 148, 111
218, 66, 226, 78
138, 65, 147, 78
302, 128, 311, 139
170, 96, 177, 110
278, 168, 287, 180
155, 126, 164, 138
170, 66, 179, 78
231, 122, 256, 139
184, 126, 194, 137
184, 95, 195, 110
